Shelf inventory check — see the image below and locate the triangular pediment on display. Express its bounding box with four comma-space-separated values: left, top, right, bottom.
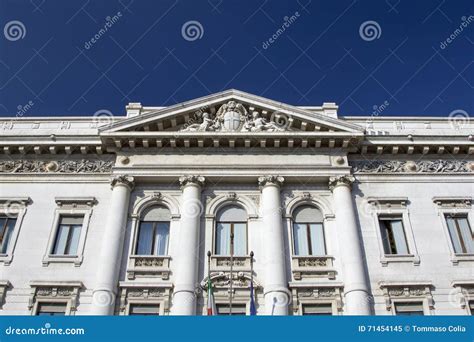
101, 90, 364, 135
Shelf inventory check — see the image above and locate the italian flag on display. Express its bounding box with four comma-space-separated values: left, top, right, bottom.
207, 278, 217, 315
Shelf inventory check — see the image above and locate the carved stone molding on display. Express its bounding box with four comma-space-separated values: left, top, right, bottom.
29, 281, 83, 314
352, 159, 474, 174
0, 159, 113, 174
201, 271, 261, 290
290, 284, 343, 315
179, 175, 205, 188
127, 255, 171, 280
111, 175, 135, 190
328, 175, 355, 191
258, 175, 284, 188
452, 282, 474, 309
291, 256, 336, 280
118, 283, 172, 315
379, 282, 434, 311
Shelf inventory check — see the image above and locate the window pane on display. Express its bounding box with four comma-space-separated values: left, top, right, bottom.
37, 303, 67, 316
395, 302, 424, 316
302, 303, 333, 315
129, 304, 160, 315
446, 216, 463, 253
66, 225, 82, 255
216, 304, 246, 315
0, 217, 16, 254
309, 223, 326, 255
233, 223, 247, 256
469, 301, 474, 315
137, 222, 154, 255
216, 223, 230, 255
390, 220, 409, 255
379, 220, 392, 254
154, 222, 170, 256
293, 223, 309, 256
53, 225, 69, 255
457, 217, 474, 254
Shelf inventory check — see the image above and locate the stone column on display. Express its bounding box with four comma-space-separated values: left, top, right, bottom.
329, 175, 371, 315
91, 175, 134, 315
259, 175, 290, 315
171, 175, 205, 315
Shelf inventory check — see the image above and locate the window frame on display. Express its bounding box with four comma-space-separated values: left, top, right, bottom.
301, 302, 335, 315
378, 216, 410, 255
134, 220, 171, 256
42, 198, 95, 267
215, 303, 248, 316
393, 300, 426, 316
368, 198, 420, 266
290, 205, 327, 257
214, 220, 248, 256
433, 197, 474, 265
35, 301, 68, 316
0, 197, 30, 265
127, 302, 162, 316
444, 214, 473, 255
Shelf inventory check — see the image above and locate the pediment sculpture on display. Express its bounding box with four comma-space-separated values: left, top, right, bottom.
180, 100, 285, 132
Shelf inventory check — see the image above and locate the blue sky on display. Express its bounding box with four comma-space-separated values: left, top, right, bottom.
0, 0, 472, 117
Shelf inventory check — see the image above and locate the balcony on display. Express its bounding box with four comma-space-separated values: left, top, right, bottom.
291, 256, 336, 280
127, 255, 171, 280
210, 255, 252, 272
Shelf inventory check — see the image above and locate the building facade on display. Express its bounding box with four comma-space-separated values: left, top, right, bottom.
0, 90, 473, 316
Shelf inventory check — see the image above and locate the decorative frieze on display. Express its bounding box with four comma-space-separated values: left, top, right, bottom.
291, 256, 336, 280
290, 284, 343, 315
0, 159, 113, 173
379, 282, 433, 311
118, 283, 172, 315
352, 159, 474, 174
127, 255, 170, 280
29, 281, 83, 314
210, 255, 251, 271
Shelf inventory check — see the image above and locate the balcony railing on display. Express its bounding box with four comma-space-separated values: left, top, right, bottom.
127, 255, 171, 280
291, 255, 336, 280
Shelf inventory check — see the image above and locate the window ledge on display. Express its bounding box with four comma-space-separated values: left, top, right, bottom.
291, 256, 336, 280
381, 254, 420, 266
127, 255, 171, 280
0, 254, 13, 266
451, 254, 474, 265
210, 255, 252, 271
42, 254, 83, 267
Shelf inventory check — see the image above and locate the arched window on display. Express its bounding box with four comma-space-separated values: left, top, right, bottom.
215, 205, 247, 256
292, 205, 326, 256
135, 206, 170, 256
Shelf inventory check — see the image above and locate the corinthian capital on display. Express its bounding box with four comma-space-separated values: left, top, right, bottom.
111, 175, 135, 190
328, 175, 355, 191
179, 175, 205, 188
258, 175, 285, 188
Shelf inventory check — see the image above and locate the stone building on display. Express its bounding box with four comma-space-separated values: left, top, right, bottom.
0, 90, 473, 315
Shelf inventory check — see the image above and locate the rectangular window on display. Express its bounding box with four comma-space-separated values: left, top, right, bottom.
52, 216, 83, 256
37, 302, 67, 316
215, 222, 247, 256
293, 223, 326, 256
302, 303, 333, 315
0, 216, 17, 254
445, 215, 474, 254
394, 302, 424, 316
129, 304, 160, 315
216, 304, 247, 315
379, 217, 409, 255
136, 221, 170, 256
